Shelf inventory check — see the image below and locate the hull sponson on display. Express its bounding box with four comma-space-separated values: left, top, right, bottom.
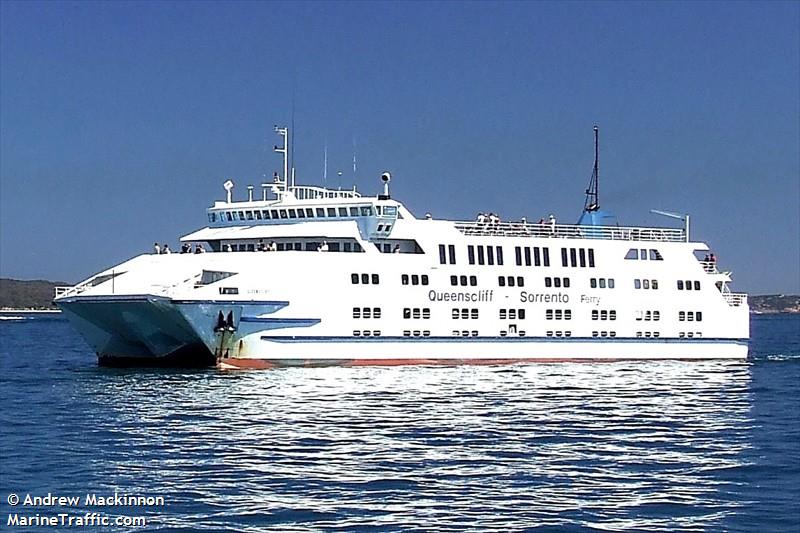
57, 295, 214, 366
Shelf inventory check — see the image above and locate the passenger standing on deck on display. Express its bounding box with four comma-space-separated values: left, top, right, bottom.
393, 244, 401, 253
268, 241, 277, 251
154, 243, 161, 254
318, 240, 329, 252
549, 214, 556, 235
195, 244, 205, 254
162, 244, 171, 254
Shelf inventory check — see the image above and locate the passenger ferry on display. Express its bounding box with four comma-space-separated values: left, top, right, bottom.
55, 126, 749, 368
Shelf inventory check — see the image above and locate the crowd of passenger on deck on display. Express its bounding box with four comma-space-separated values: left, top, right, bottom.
476, 212, 558, 235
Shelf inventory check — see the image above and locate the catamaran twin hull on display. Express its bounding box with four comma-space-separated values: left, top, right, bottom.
55, 127, 749, 367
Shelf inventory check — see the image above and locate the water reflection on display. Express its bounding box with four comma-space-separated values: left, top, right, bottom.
68, 362, 754, 531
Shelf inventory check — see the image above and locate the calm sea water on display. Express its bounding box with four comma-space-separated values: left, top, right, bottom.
1, 314, 798, 532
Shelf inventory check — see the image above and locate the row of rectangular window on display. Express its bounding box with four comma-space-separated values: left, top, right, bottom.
452, 308, 479, 320
499, 308, 526, 320
452, 330, 479, 337
351, 273, 380, 284
592, 331, 617, 337
636, 331, 661, 337
438, 244, 457, 265
560, 247, 596, 268
352, 307, 381, 319
590, 278, 615, 289
678, 332, 703, 338
679, 311, 703, 321
468, 245, 504, 266
227, 241, 362, 252
401, 274, 429, 286
591, 310, 617, 320
450, 275, 478, 287
500, 327, 527, 337
213, 205, 376, 223
498, 276, 525, 287
678, 280, 702, 290
635, 310, 661, 321
515, 246, 551, 267
546, 331, 572, 337
353, 330, 381, 337
404, 330, 431, 337
403, 308, 431, 319
625, 248, 664, 260
544, 277, 570, 288
634, 279, 659, 289
545, 309, 572, 320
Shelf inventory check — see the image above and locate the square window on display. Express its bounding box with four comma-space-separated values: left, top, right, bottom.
361, 273, 369, 284
351, 273, 359, 284
450, 275, 458, 286
469, 276, 477, 286
371, 274, 379, 284
498, 276, 506, 287
401, 274, 409, 285
421, 275, 429, 285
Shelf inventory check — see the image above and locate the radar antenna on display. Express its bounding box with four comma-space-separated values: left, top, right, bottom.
583, 125, 600, 212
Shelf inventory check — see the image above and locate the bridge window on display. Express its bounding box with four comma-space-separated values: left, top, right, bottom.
327, 207, 336, 217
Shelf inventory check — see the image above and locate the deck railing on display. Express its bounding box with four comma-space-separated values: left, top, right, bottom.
454, 221, 686, 242
722, 293, 747, 307
289, 185, 361, 200
699, 260, 719, 274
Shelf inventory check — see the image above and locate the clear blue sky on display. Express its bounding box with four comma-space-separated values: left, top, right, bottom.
1, 1, 798, 294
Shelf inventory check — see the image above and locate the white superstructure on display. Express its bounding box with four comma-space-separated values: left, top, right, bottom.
55, 127, 749, 368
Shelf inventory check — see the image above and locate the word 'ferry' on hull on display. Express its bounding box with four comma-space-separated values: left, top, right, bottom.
55, 126, 749, 368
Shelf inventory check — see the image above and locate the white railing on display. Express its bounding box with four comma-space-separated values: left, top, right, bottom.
289, 185, 361, 200
722, 293, 747, 307
54, 285, 87, 299
454, 221, 686, 242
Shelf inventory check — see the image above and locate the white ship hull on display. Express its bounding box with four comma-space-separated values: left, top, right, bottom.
218, 337, 748, 369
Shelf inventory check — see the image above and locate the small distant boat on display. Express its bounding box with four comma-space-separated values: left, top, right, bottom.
55, 126, 749, 367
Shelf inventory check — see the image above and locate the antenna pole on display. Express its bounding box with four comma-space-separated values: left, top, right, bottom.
594, 125, 599, 208
323, 141, 328, 186
273, 126, 288, 194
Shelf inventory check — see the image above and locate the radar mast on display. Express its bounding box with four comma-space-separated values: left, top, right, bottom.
583, 125, 600, 213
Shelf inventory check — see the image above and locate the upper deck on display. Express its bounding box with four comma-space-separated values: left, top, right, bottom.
454, 220, 686, 242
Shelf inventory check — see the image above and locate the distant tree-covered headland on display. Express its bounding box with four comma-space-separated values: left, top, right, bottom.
0, 278, 797, 313
0, 279, 68, 310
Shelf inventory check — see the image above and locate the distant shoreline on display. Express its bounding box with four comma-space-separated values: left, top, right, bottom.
0, 308, 61, 313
